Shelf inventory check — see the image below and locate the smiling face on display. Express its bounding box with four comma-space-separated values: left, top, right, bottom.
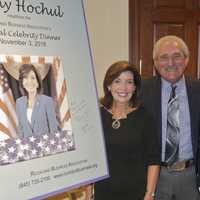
22, 70, 39, 95
154, 40, 189, 84
108, 71, 136, 106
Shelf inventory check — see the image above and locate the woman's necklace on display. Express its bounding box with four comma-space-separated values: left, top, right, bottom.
111, 106, 130, 130
102, 104, 136, 130
112, 118, 121, 129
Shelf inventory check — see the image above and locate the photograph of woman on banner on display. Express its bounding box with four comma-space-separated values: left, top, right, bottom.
16, 64, 60, 138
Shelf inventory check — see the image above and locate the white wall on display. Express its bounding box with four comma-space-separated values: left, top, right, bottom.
83, 0, 129, 97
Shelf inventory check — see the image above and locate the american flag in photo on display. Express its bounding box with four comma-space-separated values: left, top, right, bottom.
52, 56, 72, 131
0, 130, 75, 165
0, 62, 18, 140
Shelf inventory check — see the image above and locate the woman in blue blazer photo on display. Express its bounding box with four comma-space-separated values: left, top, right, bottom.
16, 64, 59, 138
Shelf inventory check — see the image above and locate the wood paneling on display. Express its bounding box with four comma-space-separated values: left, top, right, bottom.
153, 0, 185, 8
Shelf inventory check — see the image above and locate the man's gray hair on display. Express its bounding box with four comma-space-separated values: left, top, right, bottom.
153, 35, 189, 60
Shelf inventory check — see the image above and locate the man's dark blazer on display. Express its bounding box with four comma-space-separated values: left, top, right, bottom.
140, 76, 200, 189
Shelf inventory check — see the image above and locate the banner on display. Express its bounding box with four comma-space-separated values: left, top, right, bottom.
0, 0, 108, 199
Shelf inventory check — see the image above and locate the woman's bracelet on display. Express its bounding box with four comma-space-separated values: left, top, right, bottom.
145, 191, 155, 198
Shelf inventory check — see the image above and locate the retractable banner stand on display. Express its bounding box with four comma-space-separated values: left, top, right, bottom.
0, 0, 108, 199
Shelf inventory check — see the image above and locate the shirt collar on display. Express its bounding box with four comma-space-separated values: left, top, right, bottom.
161, 76, 185, 91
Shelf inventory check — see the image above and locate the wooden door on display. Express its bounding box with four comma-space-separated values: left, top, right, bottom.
129, 0, 200, 79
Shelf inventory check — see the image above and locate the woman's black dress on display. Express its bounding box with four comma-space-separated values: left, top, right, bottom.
95, 106, 160, 200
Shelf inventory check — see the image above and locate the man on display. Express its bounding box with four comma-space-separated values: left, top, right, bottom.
140, 35, 200, 200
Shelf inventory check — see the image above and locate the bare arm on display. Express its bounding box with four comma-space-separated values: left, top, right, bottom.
144, 165, 160, 200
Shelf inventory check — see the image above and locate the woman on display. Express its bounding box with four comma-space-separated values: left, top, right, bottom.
95, 61, 160, 200
16, 64, 59, 138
